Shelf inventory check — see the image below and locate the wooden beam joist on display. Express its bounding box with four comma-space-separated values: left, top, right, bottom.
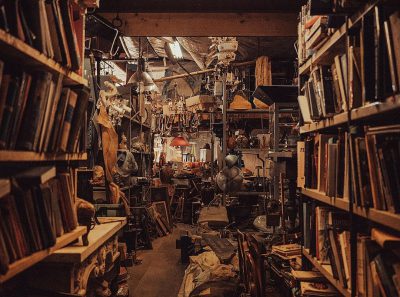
97, 0, 305, 13
99, 13, 298, 37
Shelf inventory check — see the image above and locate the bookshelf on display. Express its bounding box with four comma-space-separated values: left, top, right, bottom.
303, 249, 351, 297
298, 1, 400, 296
0, 29, 87, 87
0, 151, 87, 162
0, 226, 86, 283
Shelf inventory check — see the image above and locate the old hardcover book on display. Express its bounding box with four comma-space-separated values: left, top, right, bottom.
59, 0, 80, 71
383, 17, 399, 93
48, 179, 64, 237
0, 74, 11, 123
328, 227, 347, 287
48, 87, 70, 152
305, 80, 320, 120
389, 11, 400, 92
0, 210, 17, 263
334, 55, 347, 112
298, 95, 312, 123
16, 72, 52, 151
326, 142, 338, 197
0, 75, 21, 149
15, 166, 56, 185
361, 12, 376, 104
374, 252, 398, 297
297, 141, 305, 188
67, 86, 90, 152
355, 137, 373, 208
319, 65, 336, 117
8, 73, 32, 150
58, 89, 78, 152
316, 206, 330, 264
58, 173, 78, 232
0, 217, 9, 274
331, 63, 342, 114
371, 228, 400, 250
40, 183, 57, 240
339, 231, 351, 289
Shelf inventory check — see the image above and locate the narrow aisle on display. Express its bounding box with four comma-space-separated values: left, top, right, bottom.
128, 226, 186, 297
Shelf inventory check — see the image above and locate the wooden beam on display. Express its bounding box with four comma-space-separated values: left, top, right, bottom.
99, 13, 298, 37
97, 0, 305, 13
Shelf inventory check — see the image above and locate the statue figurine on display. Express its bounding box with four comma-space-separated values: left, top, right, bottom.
119, 132, 128, 150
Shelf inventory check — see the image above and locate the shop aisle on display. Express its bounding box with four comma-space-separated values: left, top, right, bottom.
128, 226, 187, 297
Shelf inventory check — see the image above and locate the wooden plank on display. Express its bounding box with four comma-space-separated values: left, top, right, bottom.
0, 151, 87, 162
303, 248, 351, 297
353, 206, 400, 232
301, 188, 350, 211
97, 0, 304, 13
0, 226, 86, 283
99, 13, 298, 37
0, 29, 87, 86
46, 218, 126, 263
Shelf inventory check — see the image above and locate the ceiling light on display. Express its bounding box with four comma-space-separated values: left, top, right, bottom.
127, 57, 156, 91
169, 41, 183, 60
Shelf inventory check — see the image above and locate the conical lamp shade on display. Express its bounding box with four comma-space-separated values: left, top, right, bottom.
170, 136, 189, 147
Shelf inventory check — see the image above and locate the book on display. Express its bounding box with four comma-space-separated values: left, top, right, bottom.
326, 141, 338, 197
15, 166, 56, 185
388, 11, 400, 93
371, 228, 400, 250
334, 55, 347, 112
331, 63, 343, 113
58, 89, 78, 152
319, 65, 336, 117
316, 206, 330, 264
298, 141, 306, 188
298, 95, 312, 123
49, 88, 70, 152
0, 179, 10, 199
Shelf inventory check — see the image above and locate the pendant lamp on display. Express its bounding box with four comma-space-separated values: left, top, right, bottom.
127, 57, 156, 91
170, 135, 189, 147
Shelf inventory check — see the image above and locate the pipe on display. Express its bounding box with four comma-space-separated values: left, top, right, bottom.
153, 69, 215, 82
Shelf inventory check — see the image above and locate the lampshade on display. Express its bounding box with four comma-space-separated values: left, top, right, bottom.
170, 136, 189, 147
127, 58, 156, 91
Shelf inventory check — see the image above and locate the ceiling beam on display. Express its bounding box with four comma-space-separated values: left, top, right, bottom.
99, 13, 298, 37
97, 0, 305, 13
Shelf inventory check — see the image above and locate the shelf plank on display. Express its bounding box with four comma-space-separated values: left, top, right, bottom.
0, 29, 87, 86
0, 151, 87, 162
353, 206, 400, 232
300, 95, 400, 134
303, 248, 351, 297
46, 217, 126, 263
301, 188, 350, 211
0, 226, 86, 283
302, 188, 400, 232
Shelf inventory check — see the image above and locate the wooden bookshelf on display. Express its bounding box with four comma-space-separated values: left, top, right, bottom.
0, 29, 87, 86
303, 248, 351, 297
300, 94, 400, 134
301, 188, 350, 211
0, 151, 87, 162
0, 226, 86, 283
299, 0, 379, 76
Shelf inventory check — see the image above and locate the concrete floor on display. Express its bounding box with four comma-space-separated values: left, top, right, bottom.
128, 226, 187, 297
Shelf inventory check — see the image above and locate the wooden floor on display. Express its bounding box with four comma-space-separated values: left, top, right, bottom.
128, 225, 187, 297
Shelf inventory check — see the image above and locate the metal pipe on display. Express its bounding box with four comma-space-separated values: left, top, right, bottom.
153, 69, 215, 82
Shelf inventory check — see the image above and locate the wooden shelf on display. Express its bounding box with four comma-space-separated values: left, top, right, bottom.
301, 188, 350, 211
299, 0, 379, 76
46, 217, 126, 263
303, 248, 351, 297
300, 95, 400, 134
353, 206, 400, 232
0, 151, 87, 162
302, 188, 400, 231
0, 29, 87, 86
0, 226, 86, 283
227, 109, 269, 113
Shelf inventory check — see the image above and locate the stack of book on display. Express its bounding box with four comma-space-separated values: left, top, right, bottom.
0, 0, 82, 71
0, 63, 90, 153
0, 166, 78, 276
357, 228, 400, 296
303, 204, 352, 290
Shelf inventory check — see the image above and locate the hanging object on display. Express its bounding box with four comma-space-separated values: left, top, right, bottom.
127, 57, 156, 92
255, 56, 272, 87
209, 37, 238, 66
170, 135, 190, 147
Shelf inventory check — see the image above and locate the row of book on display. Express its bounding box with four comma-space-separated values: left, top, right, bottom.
0, 61, 90, 153
0, 166, 78, 276
299, 7, 400, 123
0, 0, 82, 71
358, 228, 400, 297
298, 124, 400, 213
303, 204, 351, 289
298, 131, 347, 199
303, 203, 400, 296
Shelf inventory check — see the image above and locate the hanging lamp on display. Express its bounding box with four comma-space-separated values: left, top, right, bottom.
170, 135, 189, 147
